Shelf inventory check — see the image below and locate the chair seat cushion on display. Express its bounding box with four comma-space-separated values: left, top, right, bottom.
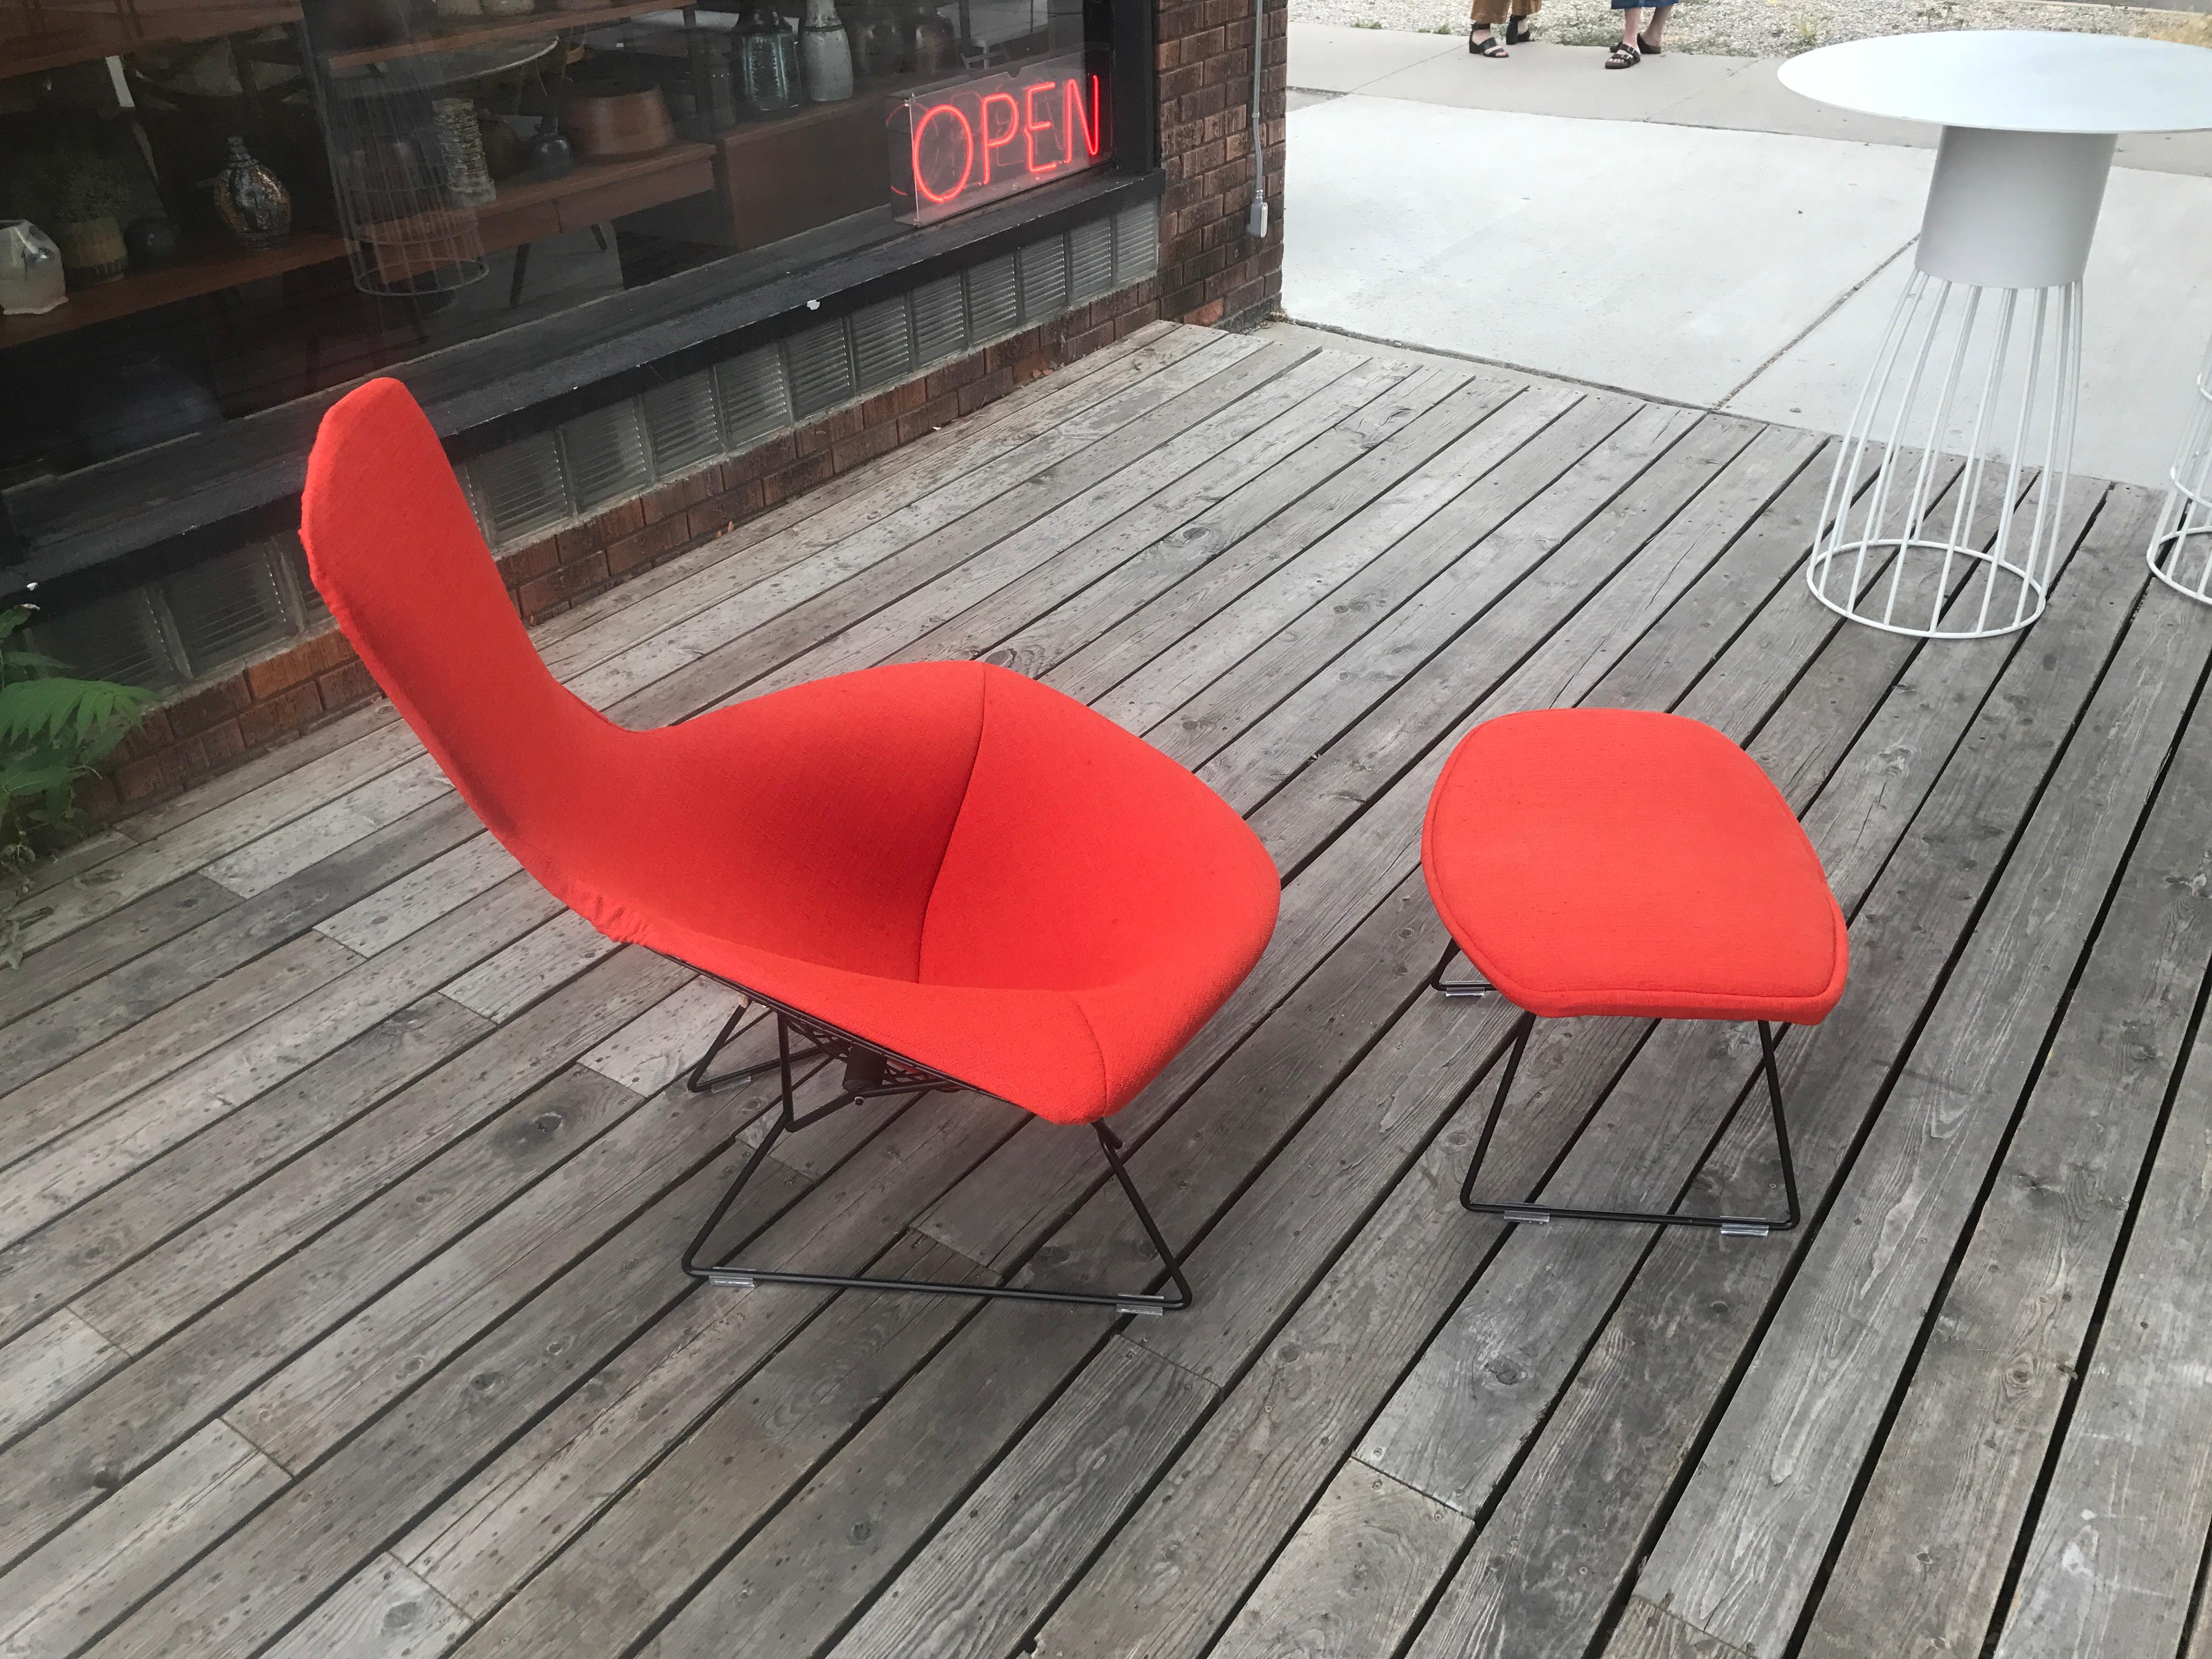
554, 663, 1282, 1126
1421, 709, 1848, 1024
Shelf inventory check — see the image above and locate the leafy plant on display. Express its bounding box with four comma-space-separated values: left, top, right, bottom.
3, 148, 137, 227
0, 605, 151, 968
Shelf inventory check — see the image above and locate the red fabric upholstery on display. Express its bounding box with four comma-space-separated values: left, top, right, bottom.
1421, 709, 1847, 1024
300, 379, 1280, 1124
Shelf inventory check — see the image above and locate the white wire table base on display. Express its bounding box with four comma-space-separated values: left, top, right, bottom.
2149, 334, 2212, 606
1807, 271, 2082, 641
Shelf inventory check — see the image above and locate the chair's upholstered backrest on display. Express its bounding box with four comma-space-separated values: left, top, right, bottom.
300, 379, 632, 858
298, 377, 992, 985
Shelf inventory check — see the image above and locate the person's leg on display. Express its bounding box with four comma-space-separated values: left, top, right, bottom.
1640, 1, 1671, 49
1469, 0, 1509, 54
1505, 0, 1538, 44
1607, 3, 1643, 64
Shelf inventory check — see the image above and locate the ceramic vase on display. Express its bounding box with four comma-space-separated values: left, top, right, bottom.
845, 4, 902, 82
433, 98, 499, 205
53, 217, 128, 286
215, 137, 292, 250
800, 0, 854, 101
524, 127, 575, 179
0, 219, 67, 315
731, 4, 802, 117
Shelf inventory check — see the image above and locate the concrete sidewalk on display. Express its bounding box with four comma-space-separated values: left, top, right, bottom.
1283, 23, 2212, 486
1288, 22, 2212, 173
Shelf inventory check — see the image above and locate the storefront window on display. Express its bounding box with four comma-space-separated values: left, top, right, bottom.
0, 0, 1127, 511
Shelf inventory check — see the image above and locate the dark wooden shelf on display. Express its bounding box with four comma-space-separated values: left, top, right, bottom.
321, 0, 677, 69
1, 0, 303, 76
712, 93, 894, 249
0, 231, 354, 348
358, 138, 714, 281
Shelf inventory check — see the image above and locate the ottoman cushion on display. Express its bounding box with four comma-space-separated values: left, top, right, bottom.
1421, 709, 1848, 1023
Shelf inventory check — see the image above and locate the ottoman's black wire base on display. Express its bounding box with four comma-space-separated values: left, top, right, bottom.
1447, 984, 1802, 1238
680, 998, 1192, 1314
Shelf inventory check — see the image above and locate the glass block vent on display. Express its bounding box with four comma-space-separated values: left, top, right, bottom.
162, 542, 292, 677
31, 208, 1154, 709
640, 372, 723, 477
467, 430, 571, 548
1114, 204, 1160, 283
1018, 237, 1070, 324
717, 346, 793, 451
29, 588, 183, 693
785, 320, 856, 417
965, 254, 1020, 342
850, 296, 915, 393
560, 400, 653, 515
278, 533, 328, 622
1069, 216, 1115, 303
911, 274, 967, 367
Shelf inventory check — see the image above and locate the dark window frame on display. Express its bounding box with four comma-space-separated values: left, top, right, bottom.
4, 0, 1160, 589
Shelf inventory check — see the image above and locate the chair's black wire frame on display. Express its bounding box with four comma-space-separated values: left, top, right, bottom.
678, 988, 1192, 1315
1431, 960, 1801, 1237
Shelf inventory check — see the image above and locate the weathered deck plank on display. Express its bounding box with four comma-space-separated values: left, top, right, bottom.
1618, 490, 2195, 1659
1208, 1463, 1471, 1659
4, 325, 2207, 1659
1012, 471, 2091, 1659
1797, 630, 2212, 1659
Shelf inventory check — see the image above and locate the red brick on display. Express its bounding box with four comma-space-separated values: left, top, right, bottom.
244, 629, 352, 702
897, 391, 963, 444
73, 772, 122, 821
686, 479, 767, 543
639, 466, 719, 526
108, 708, 174, 765
758, 452, 835, 508
957, 365, 1016, 415
237, 681, 324, 749
926, 356, 988, 399
195, 718, 248, 769
1059, 321, 1116, 362
516, 552, 610, 620
163, 677, 252, 739
722, 436, 799, 488
113, 753, 168, 803
831, 422, 899, 473
606, 512, 692, 578
317, 659, 381, 713
498, 534, 562, 585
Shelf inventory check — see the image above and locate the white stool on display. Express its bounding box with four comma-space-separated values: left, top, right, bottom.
2150, 334, 2212, 605
1781, 32, 2212, 639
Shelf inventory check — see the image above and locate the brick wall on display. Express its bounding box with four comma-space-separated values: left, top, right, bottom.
91, 12, 1288, 820
1155, 0, 1286, 330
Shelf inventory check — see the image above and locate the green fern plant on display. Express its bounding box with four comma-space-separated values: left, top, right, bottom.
0, 605, 151, 968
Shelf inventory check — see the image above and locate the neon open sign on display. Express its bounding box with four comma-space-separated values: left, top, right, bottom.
893, 52, 1111, 225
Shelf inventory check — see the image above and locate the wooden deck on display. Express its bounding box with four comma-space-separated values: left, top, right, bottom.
5, 319, 2211, 1659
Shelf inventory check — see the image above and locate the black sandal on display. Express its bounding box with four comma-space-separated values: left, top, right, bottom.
1469, 26, 1508, 55
1637, 30, 1661, 52
1604, 40, 1639, 67
1505, 13, 1534, 43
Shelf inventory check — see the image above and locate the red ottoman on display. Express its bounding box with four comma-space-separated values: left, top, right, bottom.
1421, 708, 1848, 1235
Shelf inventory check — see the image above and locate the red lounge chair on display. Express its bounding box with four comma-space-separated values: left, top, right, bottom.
300, 379, 1281, 1313
1421, 709, 1848, 1235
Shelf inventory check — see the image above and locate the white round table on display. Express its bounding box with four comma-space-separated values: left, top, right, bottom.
1780, 32, 2212, 637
